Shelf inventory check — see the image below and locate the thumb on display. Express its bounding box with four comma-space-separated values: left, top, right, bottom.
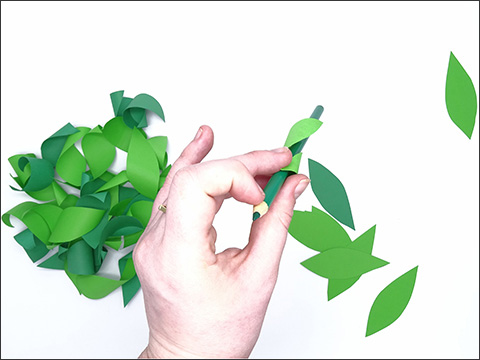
244, 175, 310, 276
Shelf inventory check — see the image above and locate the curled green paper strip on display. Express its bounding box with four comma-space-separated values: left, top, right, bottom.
308, 158, 355, 230
14, 229, 49, 263
366, 266, 418, 336
445, 52, 477, 139
41, 123, 79, 166
301, 247, 389, 279
18, 157, 55, 192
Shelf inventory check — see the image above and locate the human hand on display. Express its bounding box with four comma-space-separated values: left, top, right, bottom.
133, 126, 310, 358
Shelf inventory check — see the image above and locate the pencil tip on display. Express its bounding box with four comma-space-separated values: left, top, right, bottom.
253, 212, 260, 221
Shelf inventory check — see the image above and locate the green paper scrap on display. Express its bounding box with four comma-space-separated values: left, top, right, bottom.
366, 266, 418, 336
2, 90, 171, 306
18, 156, 55, 192
14, 229, 49, 263
81, 129, 116, 179
56, 146, 87, 187
301, 247, 389, 279
309, 158, 355, 230
288, 206, 351, 252
445, 52, 478, 139
328, 225, 376, 300
284, 118, 322, 148
281, 153, 303, 173
41, 123, 79, 166
127, 128, 161, 199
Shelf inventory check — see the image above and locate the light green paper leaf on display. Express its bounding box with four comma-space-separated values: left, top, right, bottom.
2, 201, 38, 227
328, 225, 376, 300
82, 130, 116, 178
95, 170, 128, 193
301, 247, 389, 279
288, 206, 351, 252
366, 266, 418, 336
148, 136, 168, 170
445, 52, 478, 139
284, 118, 322, 148
60, 127, 91, 157
127, 128, 160, 199
309, 158, 355, 230
49, 207, 105, 244
56, 146, 87, 187
281, 153, 302, 173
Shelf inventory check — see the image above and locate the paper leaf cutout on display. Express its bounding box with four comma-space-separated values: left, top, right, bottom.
126, 128, 160, 199
41, 123, 79, 166
56, 146, 87, 187
81, 130, 116, 178
284, 118, 322, 148
301, 247, 389, 279
327, 225, 376, 300
366, 266, 418, 336
17, 157, 55, 192
281, 153, 303, 173
445, 52, 478, 139
309, 158, 355, 230
289, 206, 351, 252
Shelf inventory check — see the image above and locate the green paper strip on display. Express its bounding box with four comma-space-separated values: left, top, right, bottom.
327, 225, 376, 300
288, 206, 351, 252
41, 123, 79, 166
366, 266, 418, 336
82, 129, 116, 179
301, 247, 389, 279
309, 158, 355, 230
49, 207, 105, 244
60, 127, 91, 157
127, 128, 160, 199
445, 52, 477, 139
2, 201, 38, 227
9, 153, 35, 187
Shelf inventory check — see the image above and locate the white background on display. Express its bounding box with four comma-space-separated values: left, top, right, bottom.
1, 1, 478, 358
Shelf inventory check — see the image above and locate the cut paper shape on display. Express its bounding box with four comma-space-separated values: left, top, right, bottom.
281, 153, 303, 173
328, 225, 376, 300
301, 247, 389, 279
445, 52, 478, 139
366, 266, 418, 336
81, 128, 116, 178
2, 90, 171, 306
284, 118, 323, 148
309, 158, 355, 230
288, 206, 351, 252
41, 123, 79, 166
126, 128, 161, 199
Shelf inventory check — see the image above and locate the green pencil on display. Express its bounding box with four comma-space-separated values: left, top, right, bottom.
252, 105, 324, 221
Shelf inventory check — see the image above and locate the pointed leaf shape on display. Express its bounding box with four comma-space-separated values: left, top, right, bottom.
289, 206, 351, 252
327, 225, 377, 300
366, 266, 418, 336
301, 247, 388, 279
284, 118, 322, 148
49, 207, 105, 244
81, 130, 116, 178
56, 146, 87, 187
127, 128, 160, 199
41, 123, 79, 166
103, 116, 146, 152
309, 159, 355, 229
446, 52, 477, 139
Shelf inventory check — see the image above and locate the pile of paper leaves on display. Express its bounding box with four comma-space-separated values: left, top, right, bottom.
289, 158, 418, 336
2, 90, 169, 306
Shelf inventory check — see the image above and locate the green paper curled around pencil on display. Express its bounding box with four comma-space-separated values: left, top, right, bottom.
252, 106, 324, 221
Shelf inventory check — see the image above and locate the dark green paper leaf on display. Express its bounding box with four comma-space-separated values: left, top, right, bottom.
309, 159, 355, 230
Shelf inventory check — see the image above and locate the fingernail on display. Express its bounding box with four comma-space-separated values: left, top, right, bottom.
272, 146, 289, 153
194, 127, 203, 140
294, 179, 310, 199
